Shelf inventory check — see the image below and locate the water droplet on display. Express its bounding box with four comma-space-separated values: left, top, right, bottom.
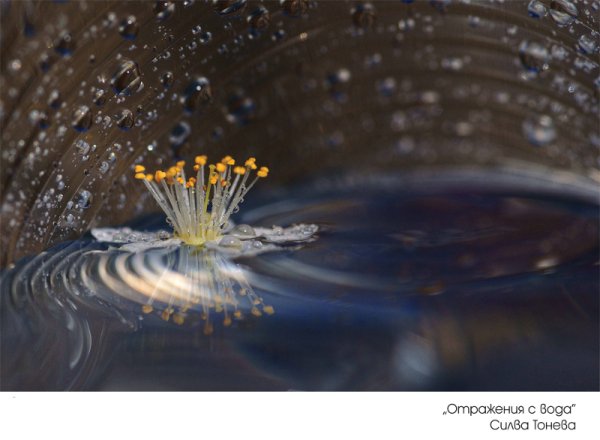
272, 29, 286, 41
199, 31, 213, 44
213, 0, 247, 16
468, 15, 480, 28
111, 59, 143, 96
115, 109, 134, 130
161, 71, 174, 88
351, 3, 376, 29
398, 18, 415, 31
104, 11, 118, 28
441, 57, 464, 71
37, 111, 50, 129
232, 224, 256, 237
65, 213, 75, 226
48, 90, 61, 109
72, 106, 92, 132
577, 34, 597, 55
549, 0, 577, 27
328, 68, 352, 85
519, 40, 549, 73
38, 52, 53, 72
76, 190, 92, 210
169, 121, 191, 149
75, 139, 90, 156
154, 1, 175, 21
281, 0, 309, 17
377, 77, 397, 97
119, 15, 139, 40
219, 235, 243, 248
225, 90, 256, 125
527, 0, 547, 18
326, 68, 351, 101
181, 76, 212, 113
8, 59, 22, 73
93, 89, 107, 106
28, 110, 49, 129
98, 161, 110, 174
247, 6, 270, 34
522, 115, 556, 146
54, 31, 75, 56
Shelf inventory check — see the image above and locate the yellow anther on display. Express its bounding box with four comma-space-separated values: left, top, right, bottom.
203, 322, 214, 335
245, 157, 257, 170
172, 314, 185, 325
216, 163, 227, 173
135, 152, 271, 254
251, 307, 262, 317
221, 155, 235, 165
223, 316, 232, 327
195, 155, 207, 165
155, 170, 167, 183
161, 309, 171, 321
257, 166, 269, 178
233, 310, 242, 319
141, 304, 153, 314
263, 305, 275, 315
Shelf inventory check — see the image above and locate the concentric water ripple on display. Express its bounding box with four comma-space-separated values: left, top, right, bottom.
3, 170, 597, 390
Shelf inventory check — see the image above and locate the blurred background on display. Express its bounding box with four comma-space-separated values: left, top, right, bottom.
0, 0, 598, 390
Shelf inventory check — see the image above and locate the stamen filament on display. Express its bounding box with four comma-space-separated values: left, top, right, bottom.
135, 155, 268, 246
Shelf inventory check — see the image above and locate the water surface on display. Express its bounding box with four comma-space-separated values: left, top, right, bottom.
2, 170, 598, 390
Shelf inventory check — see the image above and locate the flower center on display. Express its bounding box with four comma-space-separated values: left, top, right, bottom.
134, 154, 269, 245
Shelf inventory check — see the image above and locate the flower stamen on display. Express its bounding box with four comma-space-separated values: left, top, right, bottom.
135, 154, 268, 246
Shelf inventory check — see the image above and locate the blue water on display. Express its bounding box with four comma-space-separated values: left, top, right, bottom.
2, 171, 598, 390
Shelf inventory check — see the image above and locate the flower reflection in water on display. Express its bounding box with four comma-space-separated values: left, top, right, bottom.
87, 223, 317, 335
94, 244, 273, 335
